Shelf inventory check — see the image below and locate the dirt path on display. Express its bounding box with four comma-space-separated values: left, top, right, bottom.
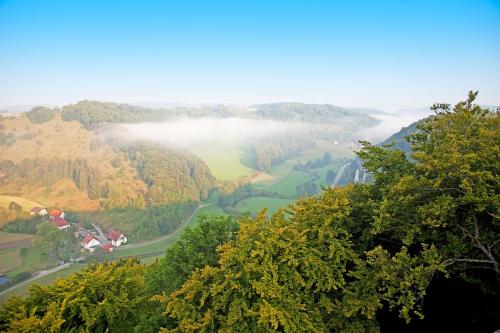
115, 203, 213, 250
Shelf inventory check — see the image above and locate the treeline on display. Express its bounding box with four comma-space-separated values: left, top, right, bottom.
1, 158, 104, 199
254, 135, 314, 172
217, 183, 291, 210
125, 144, 215, 205
60, 100, 240, 129
294, 152, 332, 171
253, 102, 380, 127
0, 142, 215, 211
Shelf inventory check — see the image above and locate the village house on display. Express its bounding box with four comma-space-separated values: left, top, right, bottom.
30, 207, 48, 216
106, 230, 127, 247
53, 217, 70, 230
81, 234, 100, 252
49, 209, 65, 219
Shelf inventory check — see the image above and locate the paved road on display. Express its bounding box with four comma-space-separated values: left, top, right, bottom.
92, 223, 109, 243
0, 263, 71, 298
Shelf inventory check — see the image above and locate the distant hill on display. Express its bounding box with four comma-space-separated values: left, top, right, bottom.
379, 120, 420, 154
252, 103, 381, 128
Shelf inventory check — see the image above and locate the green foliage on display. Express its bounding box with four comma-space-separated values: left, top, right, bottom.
358, 91, 500, 284
33, 222, 68, 260
26, 107, 56, 124
162, 188, 441, 332
69, 202, 197, 241
2, 215, 45, 234
126, 144, 215, 205
0, 259, 150, 332
146, 215, 237, 295
1, 92, 498, 332
253, 135, 315, 172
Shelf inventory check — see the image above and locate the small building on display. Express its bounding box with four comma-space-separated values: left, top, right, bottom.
49, 209, 65, 219
106, 230, 127, 247
81, 234, 100, 252
30, 207, 48, 216
53, 217, 70, 230
100, 243, 114, 252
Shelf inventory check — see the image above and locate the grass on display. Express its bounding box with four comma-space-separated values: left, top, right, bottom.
0, 249, 22, 274
188, 142, 253, 180
0, 231, 33, 244
266, 171, 310, 196
0, 195, 43, 212
190, 205, 226, 228
234, 196, 294, 216
5, 247, 54, 278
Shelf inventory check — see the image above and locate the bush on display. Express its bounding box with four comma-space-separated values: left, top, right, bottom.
26, 106, 55, 124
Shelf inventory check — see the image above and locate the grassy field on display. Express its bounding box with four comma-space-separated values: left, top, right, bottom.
265, 171, 310, 196
0, 195, 43, 212
0, 231, 36, 275
5, 247, 54, 278
190, 205, 226, 226
0, 249, 23, 274
234, 196, 294, 216
188, 142, 253, 180
0, 231, 33, 244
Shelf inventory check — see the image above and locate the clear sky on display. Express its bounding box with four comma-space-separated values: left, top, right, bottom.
0, 0, 499, 110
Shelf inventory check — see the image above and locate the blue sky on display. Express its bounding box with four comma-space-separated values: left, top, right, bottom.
0, 0, 499, 110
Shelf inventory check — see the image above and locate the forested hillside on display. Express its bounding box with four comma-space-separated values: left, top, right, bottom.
1, 92, 497, 332
0, 109, 215, 233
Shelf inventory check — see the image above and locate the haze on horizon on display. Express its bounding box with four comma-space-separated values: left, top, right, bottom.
0, 0, 499, 111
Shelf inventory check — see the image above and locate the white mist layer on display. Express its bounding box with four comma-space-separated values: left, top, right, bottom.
120, 117, 296, 147
357, 108, 434, 143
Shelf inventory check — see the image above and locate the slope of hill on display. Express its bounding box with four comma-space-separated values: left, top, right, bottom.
0, 111, 215, 214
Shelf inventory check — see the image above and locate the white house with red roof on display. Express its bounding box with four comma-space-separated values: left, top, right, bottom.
49, 209, 65, 219
30, 207, 47, 216
81, 234, 100, 251
106, 230, 127, 247
53, 217, 70, 230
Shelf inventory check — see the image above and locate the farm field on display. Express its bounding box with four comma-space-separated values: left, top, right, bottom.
234, 196, 294, 216
0, 231, 33, 245
188, 142, 253, 180
265, 170, 310, 196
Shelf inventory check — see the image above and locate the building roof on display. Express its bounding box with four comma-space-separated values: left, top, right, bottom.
106, 230, 123, 241
53, 217, 69, 228
49, 209, 63, 217
100, 243, 113, 252
82, 234, 97, 245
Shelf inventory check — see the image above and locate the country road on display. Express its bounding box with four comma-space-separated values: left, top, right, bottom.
116, 203, 213, 250
0, 263, 71, 298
